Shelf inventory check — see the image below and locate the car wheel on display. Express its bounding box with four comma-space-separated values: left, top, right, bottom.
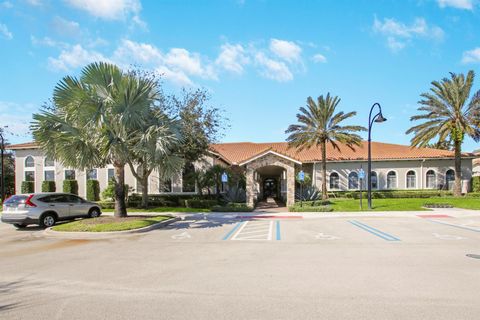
13, 223, 27, 229
40, 213, 56, 228
88, 208, 101, 218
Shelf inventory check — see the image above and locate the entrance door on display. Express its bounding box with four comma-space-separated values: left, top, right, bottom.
263, 178, 278, 199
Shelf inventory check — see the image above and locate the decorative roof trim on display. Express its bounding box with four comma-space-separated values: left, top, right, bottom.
238, 150, 302, 166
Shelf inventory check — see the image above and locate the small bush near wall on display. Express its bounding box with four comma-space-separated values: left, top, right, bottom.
21, 181, 34, 194
289, 205, 333, 212
41, 181, 56, 192
184, 199, 218, 209
332, 190, 452, 199
86, 179, 100, 201
63, 180, 78, 195
127, 194, 217, 207
472, 177, 480, 193
211, 203, 253, 212
97, 200, 115, 209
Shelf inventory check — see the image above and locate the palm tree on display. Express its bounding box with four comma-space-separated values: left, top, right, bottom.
31, 62, 159, 217
286, 93, 366, 200
406, 71, 480, 196
126, 108, 184, 208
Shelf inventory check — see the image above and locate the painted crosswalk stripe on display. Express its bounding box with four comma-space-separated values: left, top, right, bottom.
349, 220, 400, 241
222, 221, 245, 240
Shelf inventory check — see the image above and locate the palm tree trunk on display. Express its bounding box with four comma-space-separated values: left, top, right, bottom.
320, 140, 328, 200
453, 139, 462, 197
113, 161, 127, 217
141, 176, 149, 208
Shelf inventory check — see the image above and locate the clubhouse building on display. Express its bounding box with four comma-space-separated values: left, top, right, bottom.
8, 141, 475, 207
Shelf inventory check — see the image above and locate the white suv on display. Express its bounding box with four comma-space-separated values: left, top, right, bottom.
1, 193, 102, 229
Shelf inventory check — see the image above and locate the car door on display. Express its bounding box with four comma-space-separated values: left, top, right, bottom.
42, 194, 72, 219
66, 195, 90, 217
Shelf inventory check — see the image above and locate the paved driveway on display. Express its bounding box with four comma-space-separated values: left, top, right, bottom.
1, 209, 480, 319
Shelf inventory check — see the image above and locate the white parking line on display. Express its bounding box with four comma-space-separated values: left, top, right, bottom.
231, 221, 274, 241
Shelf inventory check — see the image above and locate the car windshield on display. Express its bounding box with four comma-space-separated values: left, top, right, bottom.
4, 195, 28, 205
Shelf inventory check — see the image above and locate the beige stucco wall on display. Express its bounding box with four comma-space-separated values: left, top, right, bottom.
312, 158, 473, 192
13, 149, 214, 197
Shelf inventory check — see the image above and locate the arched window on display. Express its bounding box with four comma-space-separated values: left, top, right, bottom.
348, 172, 358, 190
406, 170, 416, 189
370, 171, 378, 189
426, 170, 436, 189
387, 171, 397, 189
25, 156, 34, 168
182, 163, 196, 192
446, 169, 455, 190
329, 172, 340, 189
44, 157, 54, 167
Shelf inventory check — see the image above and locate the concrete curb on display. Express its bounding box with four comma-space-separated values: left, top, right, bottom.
43, 216, 180, 239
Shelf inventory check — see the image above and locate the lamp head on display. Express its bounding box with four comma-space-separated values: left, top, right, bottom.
375, 113, 387, 123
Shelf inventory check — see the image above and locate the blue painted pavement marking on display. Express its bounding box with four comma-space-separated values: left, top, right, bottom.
349, 220, 401, 241
276, 221, 281, 240
427, 219, 480, 233
222, 221, 244, 240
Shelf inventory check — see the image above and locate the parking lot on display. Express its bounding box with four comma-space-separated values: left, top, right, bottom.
1, 209, 480, 319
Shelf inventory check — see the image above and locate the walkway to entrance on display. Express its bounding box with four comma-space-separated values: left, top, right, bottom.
254, 197, 288, 212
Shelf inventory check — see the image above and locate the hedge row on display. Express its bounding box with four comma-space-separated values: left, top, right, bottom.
289, 205, 333, 212
334, 190, 453, 199
41, 181, 56, 192
86, 180, 100, 201
472, 177, 480, 193
63, 180, 78, 195
211, 203, 253, 212
21, 181, 34, 194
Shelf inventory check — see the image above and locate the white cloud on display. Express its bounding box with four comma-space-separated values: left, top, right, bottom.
64, 0, 141, 20
215, 43, 249, 74
0, 23, 12, 40
155, 66, 193, 87
269, 39, 302, 63
164, 48, 217, 80
0, 102, 38, 139
373, 16, 444, 52
312, 53, 327, 63
48, 44, 108, 71
462, 47, 480, 63
51, 16, 81, 38
254, 52, 293, 82
113, 39, 162, 64
437, 0, 474, 10
31, 36, 64, 47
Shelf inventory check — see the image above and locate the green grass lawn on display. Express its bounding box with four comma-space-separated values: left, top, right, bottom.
52, 215, 172, 232
101, 207, 211, 213
294, 197, 480, 212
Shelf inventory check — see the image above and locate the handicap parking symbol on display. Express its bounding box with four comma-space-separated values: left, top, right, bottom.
314, 232, 340, 240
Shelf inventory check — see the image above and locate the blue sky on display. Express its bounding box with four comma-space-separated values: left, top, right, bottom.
0, 0, 480, 151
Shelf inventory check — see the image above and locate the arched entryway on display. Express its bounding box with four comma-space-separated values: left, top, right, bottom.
243, 152, 297, 207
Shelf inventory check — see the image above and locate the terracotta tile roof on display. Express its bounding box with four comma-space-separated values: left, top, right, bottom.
6, 142, 39, 150
210, 141, 472, 164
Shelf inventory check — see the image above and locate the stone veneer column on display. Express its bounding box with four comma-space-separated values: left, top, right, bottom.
246, 166, 255, 207
286, 166, 295, 206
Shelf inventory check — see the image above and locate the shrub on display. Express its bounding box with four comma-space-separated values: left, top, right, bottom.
86, 179, 100, 201
127, 194, 217, 207
472, 176, 480, 193
423, 203, 454, 208
222, 186, 246, 203
289, 205, 333, 212
21, 181, 34, 194
63, 180, 78, 195
211, 203, 253, 212
338, 190, 453, 199
184, 199, 218, 209
466, 192, 480, 198
41, 181, 56, 192
295, 186, 321, 201
97, 200, 115, 209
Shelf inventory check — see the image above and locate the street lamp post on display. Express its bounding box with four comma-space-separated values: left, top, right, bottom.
367, 103, 386, 210
0, 127, 6, 203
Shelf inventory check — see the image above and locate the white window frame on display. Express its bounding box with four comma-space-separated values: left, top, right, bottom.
24, 155, 35, 183
370, 171, 378, 190
64, 169, 76, 180
386, 170, 397, 189
329, 171, 340, 190
348, 171, 359, 190
406, 170, 417, 189
106, 165, 115, 186
425, 170, 436, 189
43, 157, 55, 182
445, 169, 455, 190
